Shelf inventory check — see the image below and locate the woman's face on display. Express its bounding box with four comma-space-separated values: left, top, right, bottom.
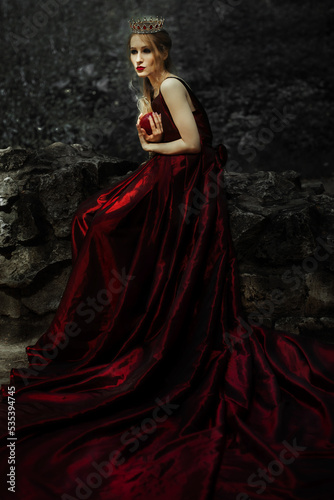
130, 35, 164, 80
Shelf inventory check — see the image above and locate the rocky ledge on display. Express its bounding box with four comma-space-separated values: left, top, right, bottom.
0, 143, 333, 360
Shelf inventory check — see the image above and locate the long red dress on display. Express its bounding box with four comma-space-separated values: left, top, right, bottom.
0, 77, 333, 500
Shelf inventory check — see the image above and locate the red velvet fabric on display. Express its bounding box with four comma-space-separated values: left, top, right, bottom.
0, 77, 333, 499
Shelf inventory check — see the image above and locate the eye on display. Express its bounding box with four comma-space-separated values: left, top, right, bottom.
143, 48, 151, 53
130, 49, 137, 54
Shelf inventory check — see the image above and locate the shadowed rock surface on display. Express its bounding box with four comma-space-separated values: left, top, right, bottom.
0, 143, 334, 384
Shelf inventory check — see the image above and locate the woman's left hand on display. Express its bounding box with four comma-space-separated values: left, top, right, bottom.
136, 112, 163, 151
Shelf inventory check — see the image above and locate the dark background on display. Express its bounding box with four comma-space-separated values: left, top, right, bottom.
0, 0, 333, 178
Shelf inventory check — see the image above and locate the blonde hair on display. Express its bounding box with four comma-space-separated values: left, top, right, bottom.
127, 30, 173, 114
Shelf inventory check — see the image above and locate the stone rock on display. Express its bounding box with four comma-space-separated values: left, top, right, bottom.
21, 265, 72, 315
274, 317, 334, 343
239, 270, 308, 327
0, 143, 333, 345
225, 170, 298, 207
0, 147, 30, 172
228, 208, 265, 254
13, 196, 40, 243
0, 198, 40, 247
253, 206, 316, 265
0, 315, 54, 345
0, 210, 17, 247
0, 241, 71, 288
37, 142, 78, 161
38, 167, 84, 238
0, 342, 31, 386
301, 179, 325, 195
0, 175, 19, 206
274, 317, 301, 336
0, 314, 54, 384
0, 289, 22, 319
225, 171, 320, 265
305, 273, 334, 316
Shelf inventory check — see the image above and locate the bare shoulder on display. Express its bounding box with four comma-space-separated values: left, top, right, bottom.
160, 76, 187, 95
160, 76, 196, 112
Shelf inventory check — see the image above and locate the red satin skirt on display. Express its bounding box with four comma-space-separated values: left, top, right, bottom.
0, 144, 333, 499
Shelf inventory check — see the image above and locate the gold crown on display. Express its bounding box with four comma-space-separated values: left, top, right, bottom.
129, 16, 165, 34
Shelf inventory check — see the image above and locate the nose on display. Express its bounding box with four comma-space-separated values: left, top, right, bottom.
136, 51, 143, 64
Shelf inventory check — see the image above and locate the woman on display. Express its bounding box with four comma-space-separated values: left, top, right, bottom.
0, 16, 333, 500
131, 33, 201, 155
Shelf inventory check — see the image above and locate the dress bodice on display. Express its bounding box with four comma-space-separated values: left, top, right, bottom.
151, 76, 214, 147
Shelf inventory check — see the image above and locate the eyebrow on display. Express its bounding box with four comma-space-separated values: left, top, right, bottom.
130, 45, 150, 50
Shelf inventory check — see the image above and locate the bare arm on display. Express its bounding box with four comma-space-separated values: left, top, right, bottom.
136, 78, 201, 155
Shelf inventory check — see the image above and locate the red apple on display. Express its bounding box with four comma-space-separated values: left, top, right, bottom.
140, 112, 154, 135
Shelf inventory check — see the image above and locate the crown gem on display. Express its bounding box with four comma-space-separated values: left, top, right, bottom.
129, 16, 165, 34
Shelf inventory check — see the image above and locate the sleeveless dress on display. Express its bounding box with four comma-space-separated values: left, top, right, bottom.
0, 77, 333, 500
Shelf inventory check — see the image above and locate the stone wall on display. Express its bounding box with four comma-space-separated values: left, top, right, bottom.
0, 143, 334, 346
1, 0, 333, 178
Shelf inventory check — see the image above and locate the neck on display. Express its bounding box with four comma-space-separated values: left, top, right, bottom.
148, 70, 170, 94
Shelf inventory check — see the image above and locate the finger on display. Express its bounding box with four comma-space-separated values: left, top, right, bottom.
148, 114, 156, 130
153, 120, 163, 134
155, 113, 163, 131
152, 112, 160, 125
141, 128, 150, 140
136, 125, 147, 141
150, 113, 162, 134
137, 113, 144, 126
